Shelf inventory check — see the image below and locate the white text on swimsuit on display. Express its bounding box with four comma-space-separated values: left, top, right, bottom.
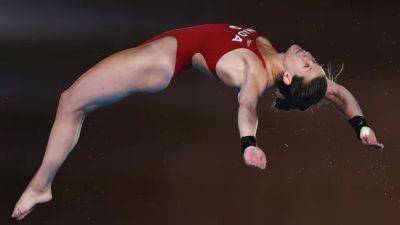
229, 25, 256, 43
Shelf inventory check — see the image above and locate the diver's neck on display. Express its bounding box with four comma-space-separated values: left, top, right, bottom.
255, 38, 285, 84
264, 52, 285, 84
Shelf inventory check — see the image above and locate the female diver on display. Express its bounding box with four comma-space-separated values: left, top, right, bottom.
12, 24, 384, 220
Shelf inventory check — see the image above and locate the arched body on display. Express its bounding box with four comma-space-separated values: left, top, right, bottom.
12, 23, 383, 220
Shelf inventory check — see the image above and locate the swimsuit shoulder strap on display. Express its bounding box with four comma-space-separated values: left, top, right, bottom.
248, 33, 267, 69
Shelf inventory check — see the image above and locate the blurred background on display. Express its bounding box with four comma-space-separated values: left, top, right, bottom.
1, 0, 400, 225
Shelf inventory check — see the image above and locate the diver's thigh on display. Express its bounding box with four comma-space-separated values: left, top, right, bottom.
64, 37, 177, 111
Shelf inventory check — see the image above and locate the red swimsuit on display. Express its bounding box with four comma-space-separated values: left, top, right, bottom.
140, 24, 266, 80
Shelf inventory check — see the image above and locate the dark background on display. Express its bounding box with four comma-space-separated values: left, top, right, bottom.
1, 1, 400, 225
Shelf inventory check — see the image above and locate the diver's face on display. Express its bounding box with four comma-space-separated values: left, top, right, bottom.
283, 44, 325, 82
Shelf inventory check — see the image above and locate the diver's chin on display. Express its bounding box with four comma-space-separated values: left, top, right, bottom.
289, 44, 301, 52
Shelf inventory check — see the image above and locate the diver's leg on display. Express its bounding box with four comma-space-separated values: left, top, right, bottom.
12, 36, 177, 220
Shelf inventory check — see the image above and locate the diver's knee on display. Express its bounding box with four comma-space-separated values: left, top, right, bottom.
58, 89, 86, 115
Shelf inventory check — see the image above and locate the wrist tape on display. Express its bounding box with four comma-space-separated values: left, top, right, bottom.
241, 136, 257, 153
348, 115, 369, 139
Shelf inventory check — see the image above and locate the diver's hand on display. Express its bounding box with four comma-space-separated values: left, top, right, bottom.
360, 127, 384, 151
243, 146, 267, 170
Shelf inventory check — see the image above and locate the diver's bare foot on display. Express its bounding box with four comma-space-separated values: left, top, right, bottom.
11, 186, 52, 220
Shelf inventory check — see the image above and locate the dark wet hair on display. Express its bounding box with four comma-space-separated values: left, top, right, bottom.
274, 75, 327, 111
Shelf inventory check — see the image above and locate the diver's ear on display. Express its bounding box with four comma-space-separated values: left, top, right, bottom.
282, 71, 293, 85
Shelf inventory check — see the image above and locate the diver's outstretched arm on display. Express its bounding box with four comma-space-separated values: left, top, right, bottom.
325, 79, 363, 119
237, 68, 267, 170
324, 79, 384, 150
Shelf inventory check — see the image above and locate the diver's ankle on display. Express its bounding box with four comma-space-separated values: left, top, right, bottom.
28, 181, 52, 194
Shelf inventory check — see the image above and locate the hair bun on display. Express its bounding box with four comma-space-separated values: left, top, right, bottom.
275, 98, 292, 111
274, 76, 327, 112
